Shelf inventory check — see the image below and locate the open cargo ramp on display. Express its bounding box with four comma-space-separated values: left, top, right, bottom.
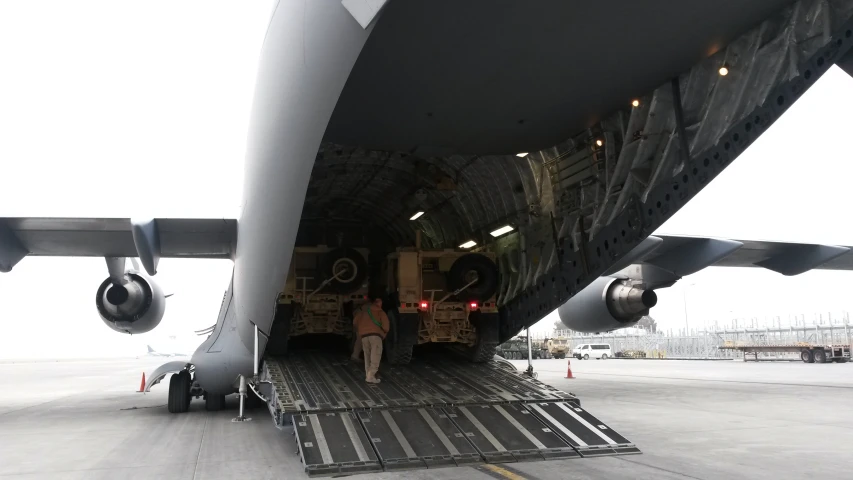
261, 352, 639, 476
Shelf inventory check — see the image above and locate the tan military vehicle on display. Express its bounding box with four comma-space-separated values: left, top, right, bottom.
379, 246, 500, 364
266, 246, 369, 355
548, 337, 569, 359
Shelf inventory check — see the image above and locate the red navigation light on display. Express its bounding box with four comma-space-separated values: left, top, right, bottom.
470, 302, 479, 309
420, 301, 429, 310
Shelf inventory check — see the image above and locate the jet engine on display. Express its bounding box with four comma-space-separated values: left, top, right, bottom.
557, 276, 657, 333
95, 271, 166, 334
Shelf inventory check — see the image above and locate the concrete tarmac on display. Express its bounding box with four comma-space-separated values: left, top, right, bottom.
1, 357, 851, 479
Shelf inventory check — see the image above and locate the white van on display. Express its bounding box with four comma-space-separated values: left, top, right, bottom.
572, 343, 612, 360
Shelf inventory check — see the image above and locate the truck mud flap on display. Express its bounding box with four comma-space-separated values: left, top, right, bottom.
265, 353, 639, 476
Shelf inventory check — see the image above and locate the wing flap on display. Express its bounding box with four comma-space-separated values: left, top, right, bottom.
0, 217, 236, 272
651, 234, 853, 275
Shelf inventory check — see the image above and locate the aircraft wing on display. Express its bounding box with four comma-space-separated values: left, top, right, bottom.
646, 234, 853, 277
0, 217, 237, 274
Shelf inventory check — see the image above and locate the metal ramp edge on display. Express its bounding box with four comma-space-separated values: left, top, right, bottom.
290, 402, 638, 477
263, 353, 639, 476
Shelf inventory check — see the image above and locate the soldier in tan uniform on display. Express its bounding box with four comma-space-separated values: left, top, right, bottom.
353, 297, 389, 383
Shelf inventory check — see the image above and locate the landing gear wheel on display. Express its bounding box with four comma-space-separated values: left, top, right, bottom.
168, 370, 191, 414
801, 350, 814, 363
322, 247, 368, 295
384, 310, 418, 365
465, 312, 499, 363
813, 349, 827, 364
205, 393, 226, 411
447, 254, 499, 302
583, 354, 590, 360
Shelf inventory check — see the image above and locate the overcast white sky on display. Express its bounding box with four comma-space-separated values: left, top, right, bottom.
2, 2, 853, 358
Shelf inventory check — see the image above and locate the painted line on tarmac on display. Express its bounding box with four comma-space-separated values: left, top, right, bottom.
477, 464, 536, 480
573, 372, 853, 390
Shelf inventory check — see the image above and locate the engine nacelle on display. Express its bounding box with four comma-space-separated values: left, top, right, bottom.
557, 276, 657, 333
96, 272, 166, 334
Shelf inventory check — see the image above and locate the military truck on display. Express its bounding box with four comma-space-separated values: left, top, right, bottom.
379, 245, 500, 364
548, 337, 570, 359
266, 246, 369, 355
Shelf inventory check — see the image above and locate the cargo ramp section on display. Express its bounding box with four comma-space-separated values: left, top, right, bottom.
258, 352, 639, 476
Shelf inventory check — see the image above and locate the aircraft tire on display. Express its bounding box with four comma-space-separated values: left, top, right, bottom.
205, 393, 226, 411
168, 370, 191, 414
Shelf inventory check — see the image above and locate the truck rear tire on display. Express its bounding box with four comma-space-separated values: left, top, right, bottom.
466, 312, 499, 363
384, 310, 418, 365
814, 349, 827, 364
266, 304, 293, 356
168, 370, 191, 414
801, 349, 814, 363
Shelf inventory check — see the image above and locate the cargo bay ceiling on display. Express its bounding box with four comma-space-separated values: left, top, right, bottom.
302, 0, 853, 340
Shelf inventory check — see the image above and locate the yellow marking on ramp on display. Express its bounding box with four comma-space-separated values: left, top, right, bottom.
480, 464, 529, 480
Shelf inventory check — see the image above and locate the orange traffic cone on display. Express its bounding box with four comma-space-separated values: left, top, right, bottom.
138, 372, 146, 393
565, 359, 574, 379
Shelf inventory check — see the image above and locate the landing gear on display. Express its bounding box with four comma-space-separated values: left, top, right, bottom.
167, 370, 191, 413
205, 393, 226, 411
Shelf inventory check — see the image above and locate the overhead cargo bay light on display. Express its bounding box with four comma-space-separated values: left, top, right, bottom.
489, 225, 514, 237
719, 65, 729, 76
516, 152, 528, 157
459, 240, 477, 249
631, 99, 640, 107
409, 211, 425, 220
595, 139, 604, 147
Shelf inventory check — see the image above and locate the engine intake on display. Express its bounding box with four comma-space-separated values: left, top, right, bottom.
557, 276, 656, 333
96, 272, 166, 334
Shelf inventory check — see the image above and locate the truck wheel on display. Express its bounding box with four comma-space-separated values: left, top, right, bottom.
384, 310, 418, 365
322, 247, 368, 295
813, 349, 827, 364
205, 393, 226, 411
266, 303, 293, 356
800, 349, 814, 363
448, 254, 499, 302
466, 312, 499, 363
168, 370, 191, 414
